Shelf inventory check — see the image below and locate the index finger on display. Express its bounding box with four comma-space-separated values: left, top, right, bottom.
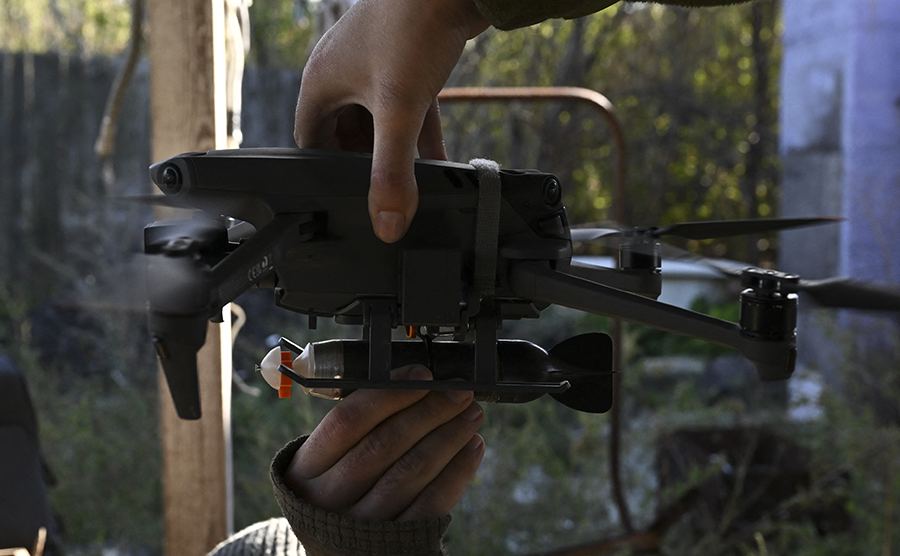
290, 364, 433, 479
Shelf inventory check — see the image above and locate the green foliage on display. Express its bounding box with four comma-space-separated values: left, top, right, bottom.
796, 390, 900, 555
654, 390, 900, 556
231, 385, 333, 531
7, 2, 897, 556
36, 367, 163, 552
443, 1, 782, 264
0, 0, 132, 56
9, 284, 900, 556
6, 322, 163, 554
447, 400, 620, 555
245, 0, 317, 68
635, 296, 741, 359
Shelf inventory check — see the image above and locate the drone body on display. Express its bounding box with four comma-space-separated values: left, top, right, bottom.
144, 148, 865, 420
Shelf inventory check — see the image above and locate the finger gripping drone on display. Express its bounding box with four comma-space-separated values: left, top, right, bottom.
143, 148, 894, 420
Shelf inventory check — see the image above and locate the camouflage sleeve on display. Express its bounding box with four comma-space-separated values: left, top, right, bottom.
270, 436, 452, 556
473, 0, 752, 30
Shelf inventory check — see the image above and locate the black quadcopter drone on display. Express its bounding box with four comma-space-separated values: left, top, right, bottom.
142, 147, 900, 419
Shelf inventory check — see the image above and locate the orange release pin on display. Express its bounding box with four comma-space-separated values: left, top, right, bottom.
279, 350, 293, 398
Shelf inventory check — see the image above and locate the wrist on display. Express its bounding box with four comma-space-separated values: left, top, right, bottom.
462, 0, 491, 37
441, 0, 491, 39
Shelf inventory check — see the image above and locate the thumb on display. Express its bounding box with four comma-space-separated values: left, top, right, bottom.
368, 114, 423, 243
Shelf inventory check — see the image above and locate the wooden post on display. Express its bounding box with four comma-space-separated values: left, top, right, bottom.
147, 1, 234, 555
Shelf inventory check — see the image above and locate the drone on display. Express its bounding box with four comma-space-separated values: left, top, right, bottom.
142, 147, 900, 419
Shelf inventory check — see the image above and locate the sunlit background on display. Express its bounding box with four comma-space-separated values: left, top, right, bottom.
1, 0, 898, 555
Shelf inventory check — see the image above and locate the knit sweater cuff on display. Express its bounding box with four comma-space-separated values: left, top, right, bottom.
271, 436, 452, 556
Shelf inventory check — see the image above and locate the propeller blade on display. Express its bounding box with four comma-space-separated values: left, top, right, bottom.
66, 216, 232, 315
793, 278, 900, 312
653, 216, 842, 241
146, 252, 214, 315
108, 194, 193, 209
689, 256, 749, 279
145, 217, 229, 255
696, 258, 900, 312
570, 227, 622, 242
549, 332, 614, 414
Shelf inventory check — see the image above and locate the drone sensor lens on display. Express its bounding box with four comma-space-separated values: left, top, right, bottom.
543, 177, 561, 206
161, 166, 182, 192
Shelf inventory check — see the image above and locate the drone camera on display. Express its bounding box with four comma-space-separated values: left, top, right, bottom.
161, 165, 182, 192
542, 176, 562, 206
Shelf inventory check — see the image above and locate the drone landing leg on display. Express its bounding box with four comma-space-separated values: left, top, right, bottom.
364, 301, 393, 383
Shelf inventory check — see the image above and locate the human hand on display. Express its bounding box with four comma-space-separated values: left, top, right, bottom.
294, 0, 490, 243
282, 365, 486, 521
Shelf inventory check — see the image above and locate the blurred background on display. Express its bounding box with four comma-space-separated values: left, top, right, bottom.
0, 0, 898, 554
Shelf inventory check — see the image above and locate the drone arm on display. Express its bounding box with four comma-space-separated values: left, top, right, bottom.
565, 261, 662, 298
511, 261, 736, 344
148, 213, 310, 420
208, 213, 311, 309
509, 261, 795, 380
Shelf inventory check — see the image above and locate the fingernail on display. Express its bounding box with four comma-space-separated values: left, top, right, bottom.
407, 365, 432, 381
468, 434, 485, 454
374, 211, 406, 243
446, 389, 472, 405
460, 402, 482, 422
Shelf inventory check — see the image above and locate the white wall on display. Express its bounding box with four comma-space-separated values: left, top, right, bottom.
779, 0, 900, 377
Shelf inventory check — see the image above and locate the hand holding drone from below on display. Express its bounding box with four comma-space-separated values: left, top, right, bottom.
281, 365, 485, 522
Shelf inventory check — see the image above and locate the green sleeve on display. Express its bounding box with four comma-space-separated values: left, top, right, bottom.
270, 436, 452, 556
473, 0, 753, 30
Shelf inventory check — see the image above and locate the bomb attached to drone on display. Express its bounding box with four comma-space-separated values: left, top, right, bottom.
257, 333, 613, 413
142, 147, 868, 420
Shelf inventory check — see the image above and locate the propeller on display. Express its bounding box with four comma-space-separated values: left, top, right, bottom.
700, 260, 900, 313
145, 217, 229, 256
109, 194, 192, 209
109, 192, 251, 222
789, 278, 900, 311
571, 216, 843, 243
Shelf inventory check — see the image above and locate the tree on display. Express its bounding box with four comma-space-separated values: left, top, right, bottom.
0, 0, 132, 56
